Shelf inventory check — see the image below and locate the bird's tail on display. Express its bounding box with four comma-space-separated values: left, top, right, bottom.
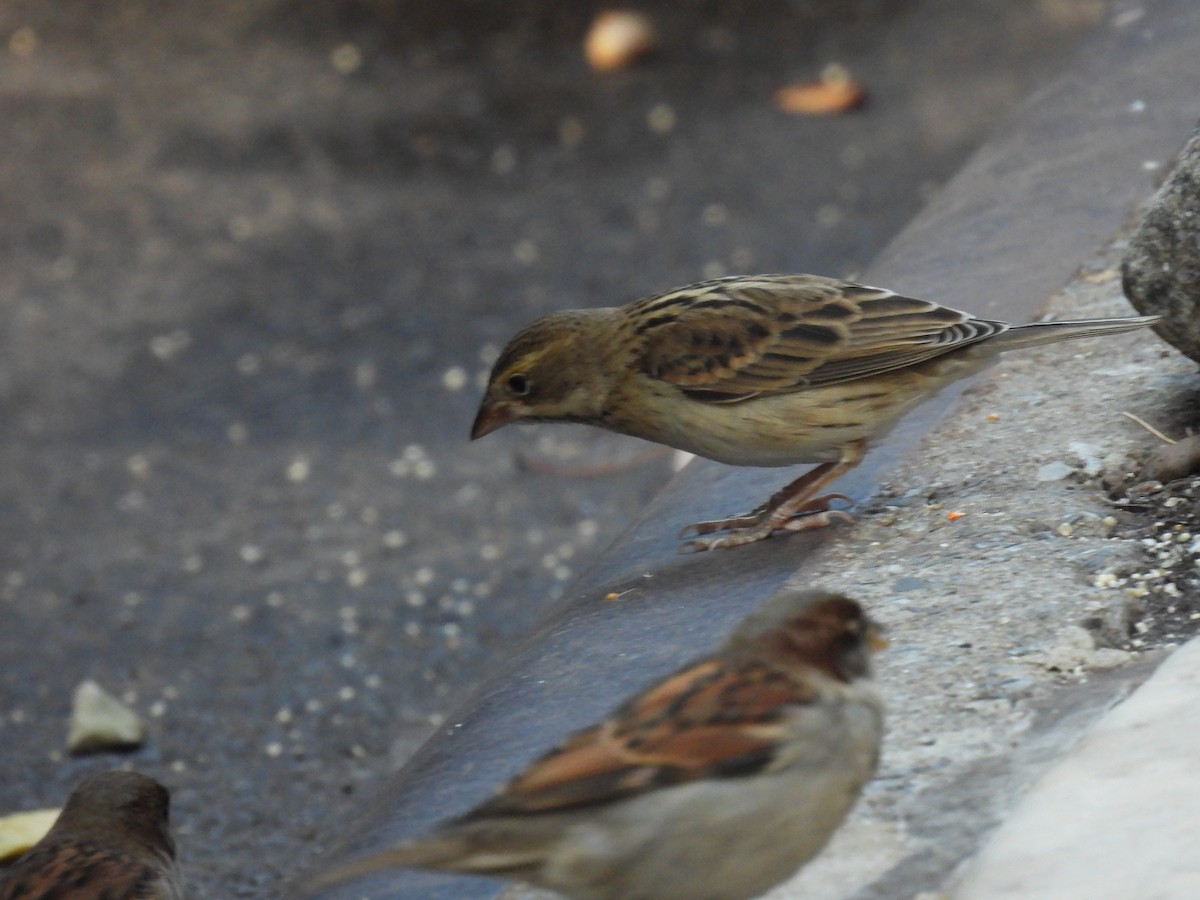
987, 315, 1158, 351
306, 822, 547, 891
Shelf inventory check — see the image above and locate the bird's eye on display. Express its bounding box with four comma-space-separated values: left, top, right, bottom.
507, 373, 530, 396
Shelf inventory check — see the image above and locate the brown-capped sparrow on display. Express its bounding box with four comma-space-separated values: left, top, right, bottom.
311, 588, 886, 900
471, 274, 1157, 550
0, 771, 184, 900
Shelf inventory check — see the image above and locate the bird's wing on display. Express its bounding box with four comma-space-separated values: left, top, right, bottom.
466, 656, 815, 817
629, 274, 1007, 399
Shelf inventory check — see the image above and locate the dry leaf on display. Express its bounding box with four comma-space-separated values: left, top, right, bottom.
585, 11, 658, 72
776, 64, 866, 115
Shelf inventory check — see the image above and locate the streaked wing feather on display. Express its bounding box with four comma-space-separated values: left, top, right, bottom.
467, 658, 813, 818
630, 275, 1005, 398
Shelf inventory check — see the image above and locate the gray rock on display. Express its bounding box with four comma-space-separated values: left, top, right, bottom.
1067, 441, 1105, 477
1029, 626, 1132, 672
1142, 433, 1200, 483
1080, 596, 1143, 649
1036, 460, 1075, 481
1122, 125, 1200, 363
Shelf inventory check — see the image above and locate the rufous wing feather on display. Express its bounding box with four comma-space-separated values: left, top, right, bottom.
468, 657, 815, 817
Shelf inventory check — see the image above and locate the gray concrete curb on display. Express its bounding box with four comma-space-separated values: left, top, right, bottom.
952, 637, 1200, 900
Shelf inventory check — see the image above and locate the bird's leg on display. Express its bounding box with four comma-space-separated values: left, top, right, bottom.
680, 463, 840, 536
681, 440, 865, 552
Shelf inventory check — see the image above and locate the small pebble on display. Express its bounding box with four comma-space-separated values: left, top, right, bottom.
1036, 461, 1075, 482
646, 103, 677, 134
330, 42, 362, 75
286, 457, 311, 482
441, 367, 468, 391
1067, 441, 1105, 477
1143, 435, 1200, 483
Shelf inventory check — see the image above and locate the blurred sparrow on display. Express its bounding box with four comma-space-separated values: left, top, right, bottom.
0, 771, 184, 900
312, 588, 885, 900
471, 274, 1157, 549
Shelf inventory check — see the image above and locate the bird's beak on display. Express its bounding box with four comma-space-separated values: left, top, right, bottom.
470, 402, 516, 440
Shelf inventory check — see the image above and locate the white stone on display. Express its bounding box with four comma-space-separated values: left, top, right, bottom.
67, 680, 146, 754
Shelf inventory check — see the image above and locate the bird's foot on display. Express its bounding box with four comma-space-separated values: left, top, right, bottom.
679, 511, 766, 537
680, 495, 853, 552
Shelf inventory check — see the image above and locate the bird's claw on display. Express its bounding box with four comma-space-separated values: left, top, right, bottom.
679, 514, 764, 538
679, 498, 855, 552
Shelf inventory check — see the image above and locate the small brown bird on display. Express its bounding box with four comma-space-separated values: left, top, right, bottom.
311, 588, 886, 900
471, 274, 1157, 549
0, 771, 185, 900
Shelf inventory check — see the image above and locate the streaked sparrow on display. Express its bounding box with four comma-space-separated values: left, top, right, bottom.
0, 771, 184, 900
471, 274, 1157, 549
312, 588, 886, 900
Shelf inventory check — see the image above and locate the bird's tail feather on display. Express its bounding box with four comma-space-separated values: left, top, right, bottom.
307, 825, 547, 891
987, 315, 1158, 351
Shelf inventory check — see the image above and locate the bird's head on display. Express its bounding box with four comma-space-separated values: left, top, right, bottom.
729, 588, 886, 683
471, 309, 616, 439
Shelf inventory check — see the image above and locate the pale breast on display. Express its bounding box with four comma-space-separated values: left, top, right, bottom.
608, 355, 989, 467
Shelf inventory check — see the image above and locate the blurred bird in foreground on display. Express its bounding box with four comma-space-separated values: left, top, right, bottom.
471, 274, 1158, 550
0, 771, 184, 900
311, 588, 885, 900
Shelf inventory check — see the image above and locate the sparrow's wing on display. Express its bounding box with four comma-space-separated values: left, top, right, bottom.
630, 274, 1006, 399
466, 656, 816, 818
0, 839, 171, 900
